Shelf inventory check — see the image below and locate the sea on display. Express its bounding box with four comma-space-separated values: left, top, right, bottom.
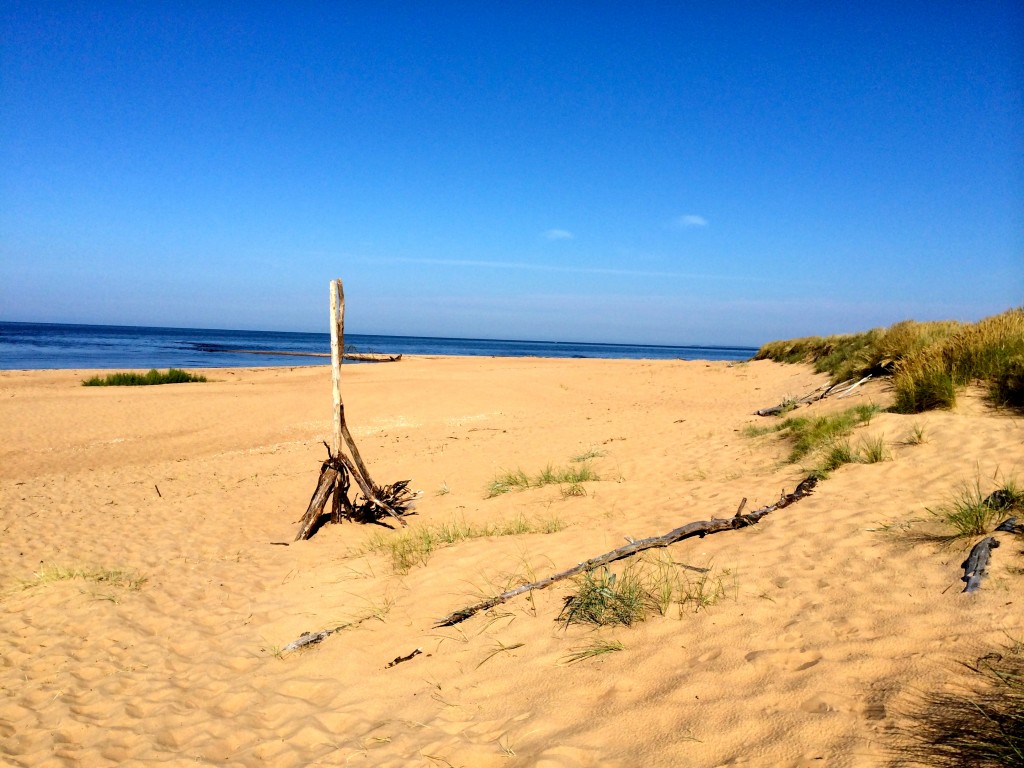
0, 321, 759, 370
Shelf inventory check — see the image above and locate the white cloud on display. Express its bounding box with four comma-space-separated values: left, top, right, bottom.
675, 214, 708, 228
543, 228, 574, 240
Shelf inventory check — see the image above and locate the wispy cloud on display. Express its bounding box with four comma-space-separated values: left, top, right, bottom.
674, 214, 708, 228
543, 228, 574, 240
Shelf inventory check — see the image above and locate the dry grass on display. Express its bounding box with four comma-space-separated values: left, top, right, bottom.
755, 308, 1024, 413
364, 513, 567, 573
486, 462, 600, 498
893, 640, 1024, 767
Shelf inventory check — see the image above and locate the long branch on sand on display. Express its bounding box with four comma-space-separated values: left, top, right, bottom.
435, 475, 818, 627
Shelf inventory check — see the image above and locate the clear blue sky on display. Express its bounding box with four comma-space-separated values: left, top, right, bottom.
2, 3, 1021, 346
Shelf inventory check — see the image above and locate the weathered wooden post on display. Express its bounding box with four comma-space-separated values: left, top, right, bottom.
294, 279, 416, 540
330, 278, 344, 459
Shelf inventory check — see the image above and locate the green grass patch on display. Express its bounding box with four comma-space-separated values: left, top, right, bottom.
745, 404, 882, 476
558, 557, 730, 627
364, 513, 567, 573
928, 478, 1024, 539
82, 368, 207, 386
486, 463, 599, 498
560, 639, 625, 665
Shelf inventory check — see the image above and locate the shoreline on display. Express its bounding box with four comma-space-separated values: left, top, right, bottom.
1, 358, 1018, 765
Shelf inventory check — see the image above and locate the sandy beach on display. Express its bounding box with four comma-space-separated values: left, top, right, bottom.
1, 356, 1021, 767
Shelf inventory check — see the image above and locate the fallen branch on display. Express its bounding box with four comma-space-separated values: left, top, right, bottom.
754, 375, 876, 416
755, 380, 852, 416
282, 622, 354, 653
962, 536, 1000, 593
435, 475, 818, 627
836, 374, 873, 399
385, 648, 423, 669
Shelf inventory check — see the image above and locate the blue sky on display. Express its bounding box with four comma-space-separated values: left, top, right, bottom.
2, 3, 1021, 346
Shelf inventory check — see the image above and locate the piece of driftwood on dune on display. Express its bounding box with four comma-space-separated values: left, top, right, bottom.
961, 536, 1000, 593
755, 375, 872, 416
435, 475, 818, 627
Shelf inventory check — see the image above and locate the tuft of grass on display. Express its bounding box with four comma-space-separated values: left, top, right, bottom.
904, 423, 927, 445
558, 557, 730, 627
819, 439, 857, 474
893, 642, 1024, 767
485, 463, 599, 498
486, 468, 531, 497
559, 566, 650, 627
83, 368, 207, 386
859, 435, 891, 464
21, 565, 147, 591
560, 639, 625, 665
364, 513, 567, 573
928, 477, 1024, 539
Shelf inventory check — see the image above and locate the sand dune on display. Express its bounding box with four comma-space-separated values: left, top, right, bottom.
1, 357, 1020, 766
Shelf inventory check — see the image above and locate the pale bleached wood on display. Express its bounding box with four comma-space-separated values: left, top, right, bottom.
295, 465, 340, 541
330, 279, 344, 457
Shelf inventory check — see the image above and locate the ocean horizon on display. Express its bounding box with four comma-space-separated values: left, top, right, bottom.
0, 321, 760, 370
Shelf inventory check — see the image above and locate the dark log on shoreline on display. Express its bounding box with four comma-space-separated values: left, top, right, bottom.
435, 475, 818, 627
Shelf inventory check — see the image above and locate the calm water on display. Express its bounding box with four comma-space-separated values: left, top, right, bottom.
0, 322, 759, 370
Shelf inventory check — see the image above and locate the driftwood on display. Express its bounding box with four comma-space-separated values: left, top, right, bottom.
995, 517, 1023, 534
192, 345, 402, 362
755, 376, 872, 416
295, 279, 417, 540
962, 537, 1000, 593
435, 475, 818, 627
385, 648, 423, 668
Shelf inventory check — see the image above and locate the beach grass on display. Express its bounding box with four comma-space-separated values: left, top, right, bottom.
19, 564, 147, 591
927, 477, 1024, 539
486, 462, 600, 498
560, 639, 625, 665
745, 404, 881, 475
755, 307, 1024, 412
364, 513, 567, 573
558, 557, 728, 627
82, 368, 207, 386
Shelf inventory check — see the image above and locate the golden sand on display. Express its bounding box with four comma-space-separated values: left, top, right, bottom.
1, 358, 1020, 766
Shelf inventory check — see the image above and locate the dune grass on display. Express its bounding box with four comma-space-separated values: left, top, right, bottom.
82, 368, 207, 386
364, 513, 567, 573
755, 308, 1024, 413
19, 564, 147, 591
894, 641, 1024, 767
486, 462, 600, 498
557, 557, 729, 627
745, 404, 882, 476
927, 477, 1024, 539
560, 639, 625, 665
